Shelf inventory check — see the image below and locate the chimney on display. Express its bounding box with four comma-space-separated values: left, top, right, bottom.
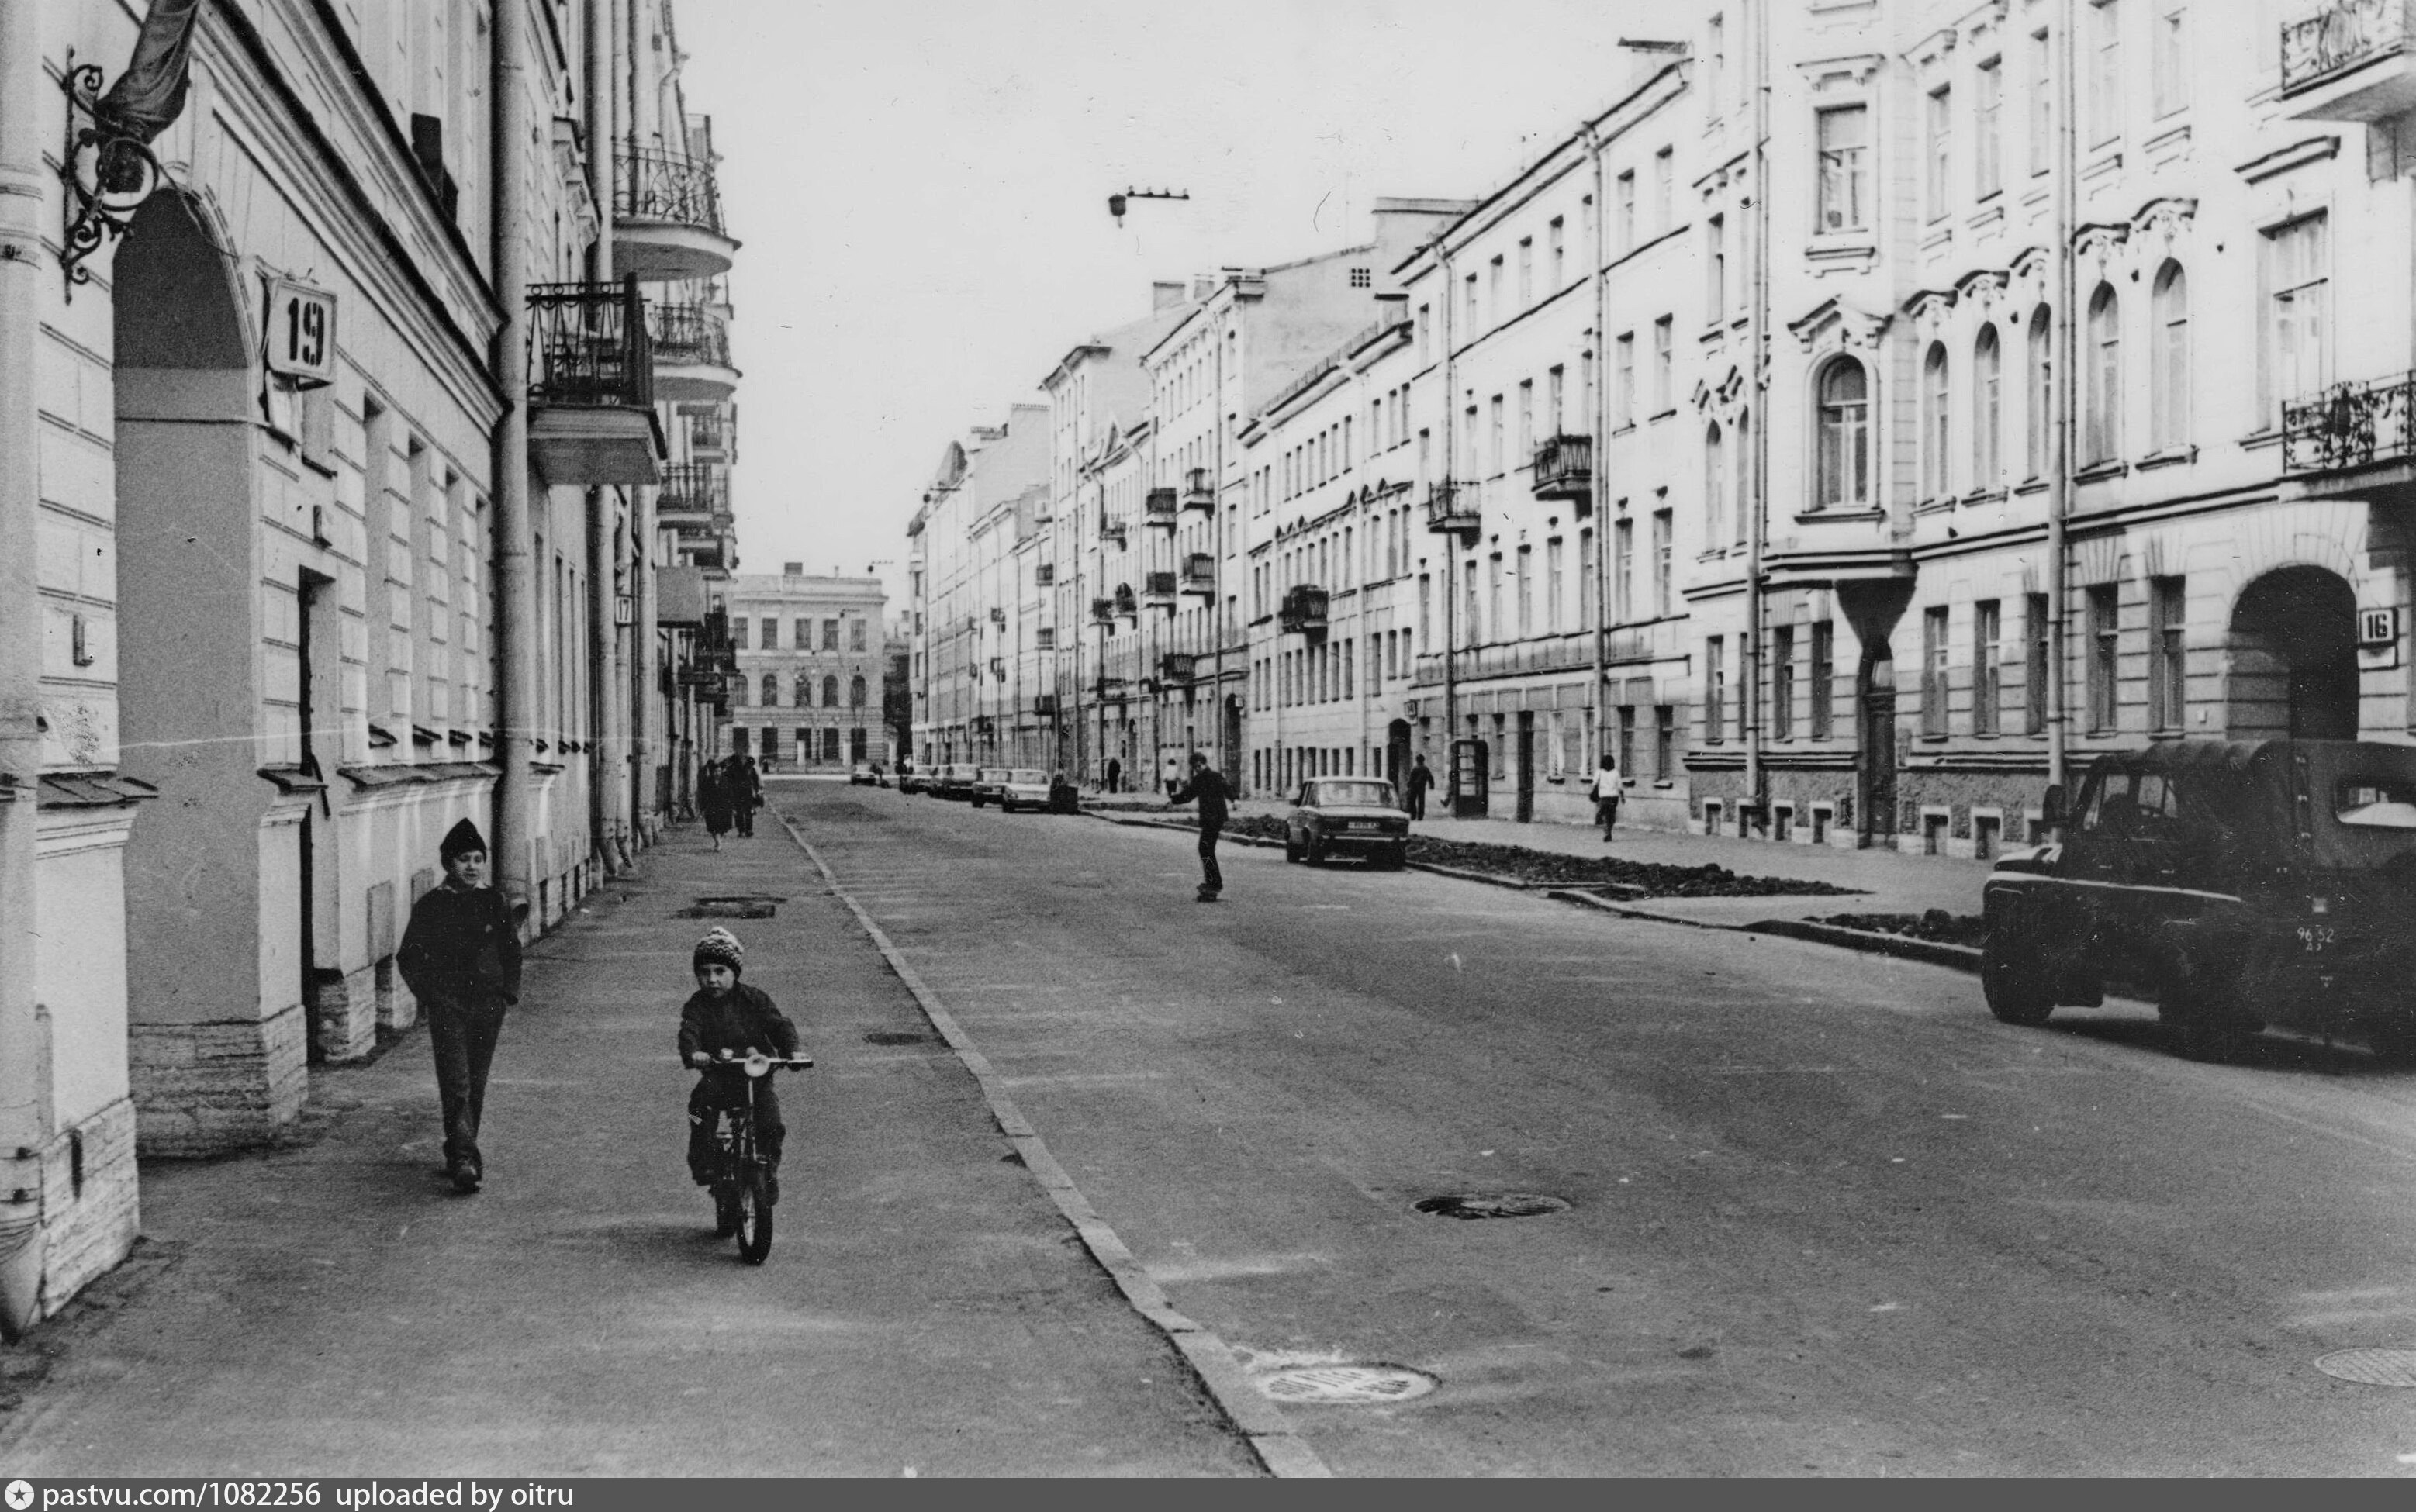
1151, 281, 1186, 312
783, 562, 804, 576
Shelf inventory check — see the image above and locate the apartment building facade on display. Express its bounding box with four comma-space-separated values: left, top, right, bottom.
719, 568, 887, 768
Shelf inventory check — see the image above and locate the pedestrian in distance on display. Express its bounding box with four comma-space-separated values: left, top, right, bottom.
1161, 751, 1181, 800
679, 927, 800, 1209
699, 759, 732, 849
1167, 750, 1232, 902
1405, 754, 1433, 821
396, 818, 523, 1194
1104, 755, 1122, 795
1592, 752, 1623, 842
736, 753, 762, 837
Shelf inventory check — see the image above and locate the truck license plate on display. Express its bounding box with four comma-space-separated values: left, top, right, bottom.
2298, 925, 2335, 954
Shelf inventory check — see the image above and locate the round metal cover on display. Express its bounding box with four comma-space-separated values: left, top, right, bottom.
2314, 1348, 2416, 1387
1257, 1365, 1437, 1404
1414, 1193, 1570, 1220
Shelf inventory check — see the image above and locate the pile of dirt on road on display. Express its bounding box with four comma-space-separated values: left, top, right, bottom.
1813, 909, 1987, 946
1191, 815, 1861, 897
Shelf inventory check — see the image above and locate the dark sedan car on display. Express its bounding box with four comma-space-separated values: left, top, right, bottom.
1284, 777, 1412, 868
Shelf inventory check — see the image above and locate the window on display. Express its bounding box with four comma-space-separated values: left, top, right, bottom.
1975, 599, 2002, 736
2152, 4, 2188, 116
1975, 326, 2003, 485
2151, 262, 2190, 451
1578, 526, 1596, 628
1708, 13, 1726, 110
793, 618, 809, 649
1655, 704, 1675, 779
2264, 214, 2328, 422
1922, 606, 1951, 736
1927, 88, 1953, 222
1518, 238, 1533, 306
2028, 29, 2054, 176
1615, 333, 1636, 426
1815, 359, 1871, 509
1547, 365, 1565, 437
822, 618, 839, 651
852, 617, 869, 651
1518, 381, 1533, 465
1654, 147, 1674, 232
1811, 620, 1835, 740
2089, 0, 2122, 147
823, 728, 840, 762
761, 674, 779, 706
1816, 105, 1870, 232
1652, 509, 1674, 617
1616, 170, 1636, 254
1977, 58, 2003, 198
2027, 305, 2055, 478
1516, 545, 1533, 637
823, 674, 840, 708
1488, 553, 1504, 637
2086, 582, 2120, 731
1549, 217, 1565, 288
1706, 637, 1727, 742
1704, 424, 1727, 549
1772, 623, 1796, 739
731, 616, 748, 649
1613, 517, 1634, 623
2149, 576, 2186, 730
1618, 704, 1637, 775
1546, 537, 1564, 632
793, 672, 808, 706
731, 675, 747, 706
1489, 394, 1505, 475
2086, 285, 2122, 464
1035, 627, 1055, 651
2026, 592, 2051, 734
1706, 214, 1726, 321
1464, 560, 1480, 647
1652, 316, 1673, 411
760, 616, 778, 649
1488, 255, 1504, 323
1464, 271, 1478, 330
1923, 343, 1951, 499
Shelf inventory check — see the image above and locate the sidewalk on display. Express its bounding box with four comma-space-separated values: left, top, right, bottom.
0, 821, 1257, 1477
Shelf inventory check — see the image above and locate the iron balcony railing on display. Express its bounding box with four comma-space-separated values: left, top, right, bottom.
1425, 478, 1478, 533
2283, 0, 2411, 95
1531, 433, 1594, 502
1142, 571, 1178, 601
1090, 596, 1116, 623
2283, 371, 2416, 474
614, 146, 728, 233
683, 406, 730, 454
1181, 466, 1215, 512
1160, 652, 1198, 682
1113, 585, 1138, 616
657, 463, 728, 517
527, 278, 652, 410
1099, 513, 1129, 546
1143, 487, 1180, 526
1033, 694, 1059, 716
1180, 552, 1216, 592
1278, 584, 1329, 633
648, 302, 732, 368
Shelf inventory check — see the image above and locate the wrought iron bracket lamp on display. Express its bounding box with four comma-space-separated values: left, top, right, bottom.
59, 51, 167, 301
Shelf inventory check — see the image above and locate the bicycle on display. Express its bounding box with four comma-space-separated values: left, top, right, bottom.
688, 1048, 814, 1264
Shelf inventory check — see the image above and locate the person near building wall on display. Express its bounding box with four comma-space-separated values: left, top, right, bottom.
396, 820, 524, 1194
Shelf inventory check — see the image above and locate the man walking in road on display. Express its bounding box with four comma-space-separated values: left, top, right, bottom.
397, 819, 523, 1193
1405, 754, 1432, 820
1167, 751, 1231, 902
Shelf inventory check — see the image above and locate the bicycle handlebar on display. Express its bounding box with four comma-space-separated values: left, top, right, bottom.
686, 1051, 816, 1077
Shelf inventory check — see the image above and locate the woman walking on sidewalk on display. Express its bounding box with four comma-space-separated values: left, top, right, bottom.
1592, 754, 1622, 842
700, 759, 733, 850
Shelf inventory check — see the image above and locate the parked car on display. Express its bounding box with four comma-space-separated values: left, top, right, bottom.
997, 769, 1053, 813
896, 765, 928, 795
849, 761, 883, 787
1284, 776, 1411, 868
1981, 738, 2416, 1065
934, 763, 980, 801
970, 766, 1013, 808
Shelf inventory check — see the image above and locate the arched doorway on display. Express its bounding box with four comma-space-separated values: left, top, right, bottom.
1385, 718, 1412, 796
1858, 641, 1897, 845
112, 192, 300, 1152
2228, 567, 2359, 740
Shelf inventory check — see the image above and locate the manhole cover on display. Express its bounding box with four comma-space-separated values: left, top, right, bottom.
679, 896, 783, 919
1257, 1365, 1436, 1404
2314, 1348, 2416, 1386
864, 1031, 930, 1046
1413, 1193, 1570, 1220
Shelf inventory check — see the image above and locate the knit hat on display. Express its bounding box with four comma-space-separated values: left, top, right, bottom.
693, 927, 745, 975
440, 818, 487, 861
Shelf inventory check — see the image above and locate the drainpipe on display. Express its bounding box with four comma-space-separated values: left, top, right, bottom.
1583, 121, 1609, 772
1211, 311, 1227, 783
493, 0, 536, 918
0, 0, 50, 1339
622, 0, 659, 838
1439, 240, 1460, 806
583, 0, 625, 872
2047, 0, 2074, 795
1744, 2, 1770, 831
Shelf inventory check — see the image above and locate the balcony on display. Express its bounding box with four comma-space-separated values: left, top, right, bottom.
527, 278, 664, 486
1113, 584, 1138, 617
1424, 478, 1478, 535
682, 403, 733, 461
1531, 433, 1594, 506
613, 146, 738, 280
655, 463, 728, 526
1180, 551, 1216, 595
1090, 596, 1116, 624
1142, 571, 1177, 606
647, 302, 739, 402
1159, 652, 1198, 683
2282, 372, 2416, 495
989, 606, 1007, 626
2281, 0, 2416, 119
1181, 466, 1216, 513
1099, 515, 1129, 547
1143, 488, 1179, 528
1277, 584, 1329, 635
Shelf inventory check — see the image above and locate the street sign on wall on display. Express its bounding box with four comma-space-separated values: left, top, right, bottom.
264, 277, 337, 388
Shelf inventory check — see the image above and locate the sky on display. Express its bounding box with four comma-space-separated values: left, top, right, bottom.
678, 0, 1666, 595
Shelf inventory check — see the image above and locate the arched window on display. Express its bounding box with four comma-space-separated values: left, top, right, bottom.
760, 674, 778, 707
1975, 325, 2002, 485
793, 672, 809, 708
731, 676, 747, 707
1923, 343, 1951, 499
1814, 359, 1870, 510
2086, 284, 2122, 464
849, 674, 867, 707
1704, 423, 1726, 549
2152, 261, 2190, 451
822, 674, 840, 708
2027, 304, 2054, 478
1733, 411, 1751, 546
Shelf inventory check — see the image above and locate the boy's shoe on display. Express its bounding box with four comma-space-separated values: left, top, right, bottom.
1195, 888, 1222, 903
448, 1159, 481, 1194
760, 1172, 779, 1206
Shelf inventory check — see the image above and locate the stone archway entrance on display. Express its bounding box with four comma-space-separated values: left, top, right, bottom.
2228, 566, 2359, 740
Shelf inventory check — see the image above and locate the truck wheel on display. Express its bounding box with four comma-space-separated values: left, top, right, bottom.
2159, 967, 2252, 1064
1306, 835, 1327, 866
1980, 934, 2055, 1026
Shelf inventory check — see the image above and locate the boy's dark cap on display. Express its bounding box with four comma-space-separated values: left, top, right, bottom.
440, 818, 486, 860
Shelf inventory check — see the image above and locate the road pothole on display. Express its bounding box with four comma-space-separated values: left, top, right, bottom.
1414, 1192, 1570, 1220
2315, 1348, 2416, 1386
863, 1031, 931, 1046
1257, 1365, 1436, 1404
679, 896, 784, 919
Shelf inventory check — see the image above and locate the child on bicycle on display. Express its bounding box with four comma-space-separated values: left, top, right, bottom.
679, 927, 800, 1204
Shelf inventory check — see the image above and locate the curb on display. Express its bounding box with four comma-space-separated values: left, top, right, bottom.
1736, 917, 1984, 973
772, 810, 1329, 1479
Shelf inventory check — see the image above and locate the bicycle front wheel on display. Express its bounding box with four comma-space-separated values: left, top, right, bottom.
734, 1166, 773, 1265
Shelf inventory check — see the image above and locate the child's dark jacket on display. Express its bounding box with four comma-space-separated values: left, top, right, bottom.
678, 982, 799, 1062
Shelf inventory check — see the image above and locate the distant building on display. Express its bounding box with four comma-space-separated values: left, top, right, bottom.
719, 568, 888, 769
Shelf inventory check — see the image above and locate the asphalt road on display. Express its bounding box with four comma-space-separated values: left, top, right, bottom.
790, 782, 2416, 1476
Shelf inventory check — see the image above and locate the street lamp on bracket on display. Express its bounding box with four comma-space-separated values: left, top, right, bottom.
1107, 187, 1191, 227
